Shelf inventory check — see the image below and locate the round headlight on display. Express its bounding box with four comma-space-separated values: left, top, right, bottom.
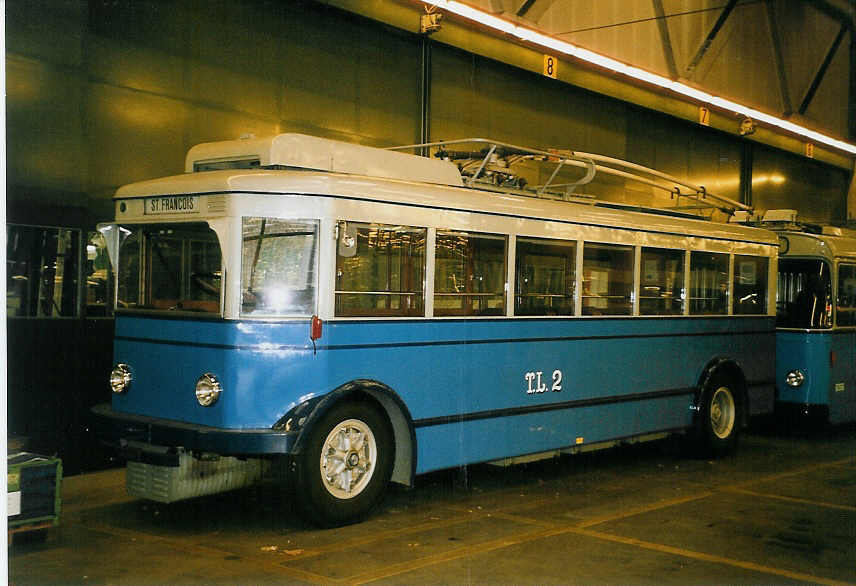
110, 363, 132, 394
195, 373, 222, 407
785, 369, 805, 387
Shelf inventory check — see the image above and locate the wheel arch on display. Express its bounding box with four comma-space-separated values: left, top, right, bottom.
289, 379, 416, 488
695, 357, 749, 427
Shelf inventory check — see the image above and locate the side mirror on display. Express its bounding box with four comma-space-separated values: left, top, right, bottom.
338, 222, 357, 258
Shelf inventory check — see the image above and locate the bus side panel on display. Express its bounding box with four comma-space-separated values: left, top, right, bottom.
321, 316, 773, 474
414, 395, 692, 474
111, 315, 773, 467
775, 331, 832, 415
830, 331, 856, 424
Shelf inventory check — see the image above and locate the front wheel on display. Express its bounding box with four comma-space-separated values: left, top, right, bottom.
295, 400, 393, 527
695, 372, 741, 457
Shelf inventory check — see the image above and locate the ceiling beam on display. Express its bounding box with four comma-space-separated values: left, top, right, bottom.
765, 0, 793, 117
516, 0, 537, 18
652, 0, 678, 80
799, 23, 848, 114
684, 0, 739, 77
808, 0, 854, 30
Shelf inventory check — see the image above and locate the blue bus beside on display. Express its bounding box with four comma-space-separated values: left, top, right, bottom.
773, 218, 856, 425
93, 134, 778, 525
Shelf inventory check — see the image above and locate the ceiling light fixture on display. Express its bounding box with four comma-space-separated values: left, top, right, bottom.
421, 0, 856, 156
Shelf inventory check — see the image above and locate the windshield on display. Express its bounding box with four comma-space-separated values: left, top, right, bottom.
776, 258, 832, 329
117, 222, 222, 314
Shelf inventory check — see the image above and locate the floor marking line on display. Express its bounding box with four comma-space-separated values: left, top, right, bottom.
275, 506, 514, 562
575, 491, 714, 528
724, 487, 856, 512
345, 525, 563, 585
571, 527, 855, 586
727, 458, 854, 490
345, 517, 854, 586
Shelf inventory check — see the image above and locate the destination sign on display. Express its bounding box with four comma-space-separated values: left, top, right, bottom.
144, 195, 200, 215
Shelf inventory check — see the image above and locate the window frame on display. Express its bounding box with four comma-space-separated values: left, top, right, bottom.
333, 220, 427, 318
638, 246, 686, 317
6, 223, 84, 319
689, 250, 730, 316
433, 229, 508, 318
580, 241, 635, 317
240, 217, 320, 319
514, 236, 577, 317
836, 261, 856, 328
732, 254, 769, 316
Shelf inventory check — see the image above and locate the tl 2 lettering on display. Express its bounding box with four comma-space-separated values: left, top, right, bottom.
525, 369, 562, 394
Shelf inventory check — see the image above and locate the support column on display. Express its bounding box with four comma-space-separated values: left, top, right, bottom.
740, 141, 754, 209
420, 37, 432, 155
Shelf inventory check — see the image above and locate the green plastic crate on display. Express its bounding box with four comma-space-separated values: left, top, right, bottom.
7, 452, 62, 534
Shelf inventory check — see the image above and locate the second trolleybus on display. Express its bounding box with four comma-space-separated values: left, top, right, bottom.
768, 210, 856, 425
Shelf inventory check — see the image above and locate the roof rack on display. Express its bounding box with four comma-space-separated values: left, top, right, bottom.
738, 208, 855, 236
389, 138, 751, 217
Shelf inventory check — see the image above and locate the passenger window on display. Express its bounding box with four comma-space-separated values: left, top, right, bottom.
640, 247, 685, 316
6, 225, 81, 318
581, 243, 633, 316
733, 255, 768, 315
837, 264, 856, 327
335, 222, 426, 317
85, 231, 112, 317
689, 251, 728, 315
515, 237, 575, 316
777, 259, 832, 328
241, 218, 318, 316
435, 231, 506, 316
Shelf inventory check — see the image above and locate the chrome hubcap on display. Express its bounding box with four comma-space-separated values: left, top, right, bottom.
320, 418, 376, 500
710, 387, 736, 439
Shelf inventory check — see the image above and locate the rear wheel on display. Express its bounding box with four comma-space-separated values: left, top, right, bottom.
695, 372, 741, 457
295, 400, 393, 527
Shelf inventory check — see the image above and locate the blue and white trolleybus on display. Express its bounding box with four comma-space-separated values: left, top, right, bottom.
93, 134, 779, 525
769, 210, 856, 425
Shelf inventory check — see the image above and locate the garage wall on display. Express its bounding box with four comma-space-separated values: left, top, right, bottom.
6, 0, 424, 226
6, 0, 851, 227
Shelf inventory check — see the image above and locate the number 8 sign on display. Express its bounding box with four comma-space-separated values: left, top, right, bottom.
543, 55, 557, 79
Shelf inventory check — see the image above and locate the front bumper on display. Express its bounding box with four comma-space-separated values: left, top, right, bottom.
91, 403, 298, 459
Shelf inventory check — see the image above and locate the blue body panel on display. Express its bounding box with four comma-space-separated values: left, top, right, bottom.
776, 330, 856, 424
113, 315, 775, 474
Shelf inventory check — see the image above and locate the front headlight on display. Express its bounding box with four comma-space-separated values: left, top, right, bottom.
110, 364, 132, 394
195, 373, 222, 407
785, 369, 806, 387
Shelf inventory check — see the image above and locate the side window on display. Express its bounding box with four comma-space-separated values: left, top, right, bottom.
837, 264, 856, 327
6, 225, 81, 318
85, 231, 113, 317
690, 251, 729, 315
241, 218, 318, 316
640, 247, 685, 316
733, 255, 769, 315
335, 222, 426, 317
515, 237, 575, 316
776, 259, 832, 328
435, 231, 506, 316
117, 230, 140, 309
581, 243, 633, 316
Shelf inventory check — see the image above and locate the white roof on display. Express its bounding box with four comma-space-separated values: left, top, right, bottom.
777, 230, 856, 260
184, 133, 464, 187
114, 169, 778, 246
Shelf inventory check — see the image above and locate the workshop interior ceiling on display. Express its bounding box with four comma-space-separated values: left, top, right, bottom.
457, 0, 855, 142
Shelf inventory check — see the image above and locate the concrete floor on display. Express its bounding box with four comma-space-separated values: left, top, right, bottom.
9, 424, 856, 585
